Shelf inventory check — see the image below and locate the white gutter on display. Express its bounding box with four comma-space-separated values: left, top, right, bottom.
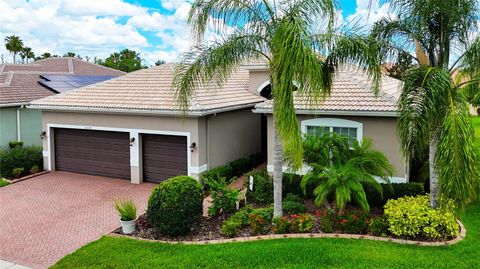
27, 102, 263, 117
16, 105, 25, 141
252, 108, 399, 117
0, 102, 29, 108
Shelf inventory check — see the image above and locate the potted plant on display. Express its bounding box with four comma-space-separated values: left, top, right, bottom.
114, 199, 137, 234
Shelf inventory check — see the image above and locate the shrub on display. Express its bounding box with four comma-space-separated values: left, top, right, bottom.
369, 216, 389, 236
365, 183, 425, 206
201, 153, 266, 191
114, 199, 137, 221
12, 168, 24, 178
315, 209, 335, 233
147, 176, 203, 236
208, 179, 239, 216
0, 145, 43, 178
290, 213, 314, 233
335, 210, 370, 234
272, 216, 291, 234
8, 141, 24, 149
29, 165, 40, 174
221, 218, 243, 237
0, 179, 9, 188
245, 169, 273, 204
220, 205, 253, 237
282, 200, 307, 215
384, 195, 459, 239
284, 193, 303, 203
248, 207, 273, 235
201, 165, 234, 190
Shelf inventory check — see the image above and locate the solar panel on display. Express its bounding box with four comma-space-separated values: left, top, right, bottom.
38, 75, 117, 93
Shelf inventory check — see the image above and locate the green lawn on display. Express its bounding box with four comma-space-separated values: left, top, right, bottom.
52, 201, 480, 269
51, 116, 480, 269
0, 178, 10, 188
472, 116, 480, 148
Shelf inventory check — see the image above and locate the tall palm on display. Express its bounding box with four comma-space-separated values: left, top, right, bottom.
174, 0, 383, 217
4, 35, 24, 64
20, 47, 34, 63
371, 0, 479, 208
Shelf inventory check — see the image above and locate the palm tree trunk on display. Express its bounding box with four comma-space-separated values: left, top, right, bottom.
13, 53, 16, 64
429, 136, 440, 208
273, 121, 283, 217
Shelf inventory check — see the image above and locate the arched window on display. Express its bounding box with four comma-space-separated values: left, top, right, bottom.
300, 118, 363, 142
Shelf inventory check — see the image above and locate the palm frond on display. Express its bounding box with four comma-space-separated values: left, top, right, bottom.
436, 89, 479, 209
173, 32, 266, 111
187, 0, 271, 43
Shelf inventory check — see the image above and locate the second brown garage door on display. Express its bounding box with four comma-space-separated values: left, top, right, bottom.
142, 134, 187, 183
54, 128, 130, 179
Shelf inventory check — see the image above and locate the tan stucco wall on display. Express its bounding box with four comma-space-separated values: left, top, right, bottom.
267, 115, 406, 178
248, 70, 270, 95
203, 109, 262, 168
41, 109, 263, 182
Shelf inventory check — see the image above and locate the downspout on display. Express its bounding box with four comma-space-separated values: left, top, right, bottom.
16, 105, 25, 141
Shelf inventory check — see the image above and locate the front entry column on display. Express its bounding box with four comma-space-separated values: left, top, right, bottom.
129, 131, 142, 184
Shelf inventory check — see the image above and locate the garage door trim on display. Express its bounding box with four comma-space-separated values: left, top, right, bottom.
46, 124, 192, 178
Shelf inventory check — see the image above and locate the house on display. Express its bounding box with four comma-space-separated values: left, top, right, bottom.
0, 57, 124, 149
30, 62, 406, 184
29, 64, 265, 183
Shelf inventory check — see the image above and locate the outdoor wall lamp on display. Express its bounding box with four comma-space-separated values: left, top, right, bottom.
130, 137, 136, 146
40, 131, 46, 139
190, 142, 197, 152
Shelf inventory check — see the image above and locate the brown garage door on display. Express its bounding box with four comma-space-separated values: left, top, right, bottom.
142, 134, 187, 183
54, 128, 130, 179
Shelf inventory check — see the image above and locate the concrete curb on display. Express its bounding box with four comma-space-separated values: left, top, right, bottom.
108, 219, 466, 247
5, 171, 49, 184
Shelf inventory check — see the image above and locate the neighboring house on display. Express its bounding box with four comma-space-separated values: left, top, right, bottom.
29, 64, 265, 183
30, 62, 406, 184
0, 57, 124, 149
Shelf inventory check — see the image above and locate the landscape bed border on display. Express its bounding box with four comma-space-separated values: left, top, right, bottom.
109, 220, 466, 247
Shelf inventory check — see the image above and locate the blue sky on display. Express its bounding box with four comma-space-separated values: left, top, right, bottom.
0, 0, 391, 65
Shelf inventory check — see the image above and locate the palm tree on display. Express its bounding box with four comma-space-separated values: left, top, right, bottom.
371, 0, 480, 208
40, 52, 51, 59
4, 35, 24, 64
301, 134, 394, 213
174, 0, 383, 217
20, 47, 34, 63
63, 52, 77, 57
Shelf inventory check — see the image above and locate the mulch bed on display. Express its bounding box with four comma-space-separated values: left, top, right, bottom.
113, 201, 383, 242
112, 201, 457, 243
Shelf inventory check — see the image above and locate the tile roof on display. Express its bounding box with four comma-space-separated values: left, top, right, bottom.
0, 58, 124, 106
254, 66, 402, 114
30, 64, 266, 115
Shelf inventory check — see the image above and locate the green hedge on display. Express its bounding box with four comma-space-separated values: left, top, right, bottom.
0, 145, 43, 178
365, 182, 425, 206
201, 153, 265, 190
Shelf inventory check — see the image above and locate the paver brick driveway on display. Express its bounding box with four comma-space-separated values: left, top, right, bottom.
0, 171, 155, 269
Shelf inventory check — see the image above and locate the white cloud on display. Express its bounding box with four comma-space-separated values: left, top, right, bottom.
345, 0, 393, 29
160, 0, 190, 10
0, 0, 148, 63
59, 0, 145, 16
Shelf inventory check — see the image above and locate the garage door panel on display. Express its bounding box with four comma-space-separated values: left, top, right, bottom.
54, 128, 130, 179
142, 134, 187, 183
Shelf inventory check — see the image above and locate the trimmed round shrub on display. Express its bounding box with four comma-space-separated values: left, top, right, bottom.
147, 176, 203, 236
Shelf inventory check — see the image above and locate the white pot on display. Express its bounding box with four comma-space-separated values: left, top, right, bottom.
120, 219, 136, 234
